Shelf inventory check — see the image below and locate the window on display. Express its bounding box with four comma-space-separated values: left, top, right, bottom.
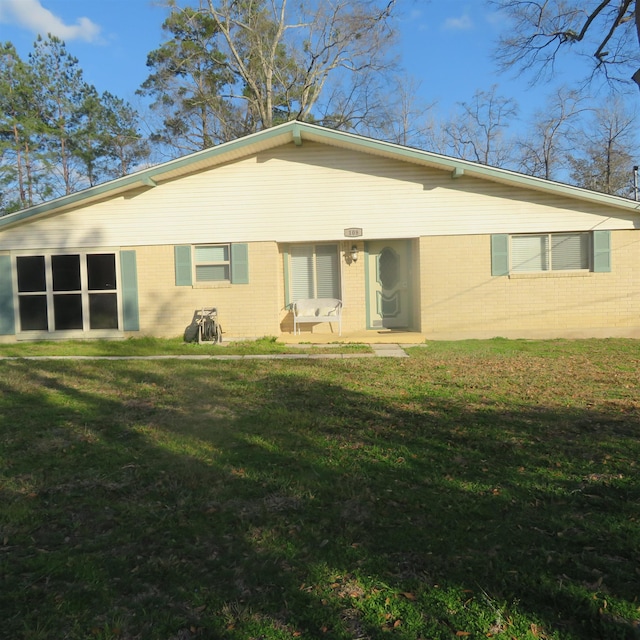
194, 245, 230, 282
511, 233, 589, 273
174, 244, 249, 286
491, 231, 611, 276
289, 244, 340, 300
16, 252, 119, 333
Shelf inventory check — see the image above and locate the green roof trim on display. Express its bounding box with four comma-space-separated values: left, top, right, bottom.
292, 123, 302, 146
2, 120, 639, 231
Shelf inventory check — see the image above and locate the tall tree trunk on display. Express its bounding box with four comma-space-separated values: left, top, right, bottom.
11, 122, 26, 207
634, 0, 640, 88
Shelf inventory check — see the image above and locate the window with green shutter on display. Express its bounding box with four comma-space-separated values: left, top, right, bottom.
491, 231, 609, 275
175, 244, 250, 286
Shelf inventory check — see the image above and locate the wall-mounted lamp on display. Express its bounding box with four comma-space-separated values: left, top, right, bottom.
350, 245, 359, 262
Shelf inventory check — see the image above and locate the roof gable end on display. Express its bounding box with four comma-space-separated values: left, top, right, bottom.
2, 121, 639, 230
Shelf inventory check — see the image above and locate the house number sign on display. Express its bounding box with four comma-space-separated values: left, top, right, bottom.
344, 228, 363, 238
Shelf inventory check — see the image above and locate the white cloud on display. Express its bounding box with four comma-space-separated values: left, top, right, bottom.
485, 10, 510, 29
0, 0, 101, 42
443, 13, 474, 31
407, 8, 430, 32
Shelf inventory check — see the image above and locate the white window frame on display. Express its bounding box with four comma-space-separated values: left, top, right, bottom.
13, 250, 123, 337
510, 232, 591, 273
288, 243, 341, 302
193, 244, 231, 283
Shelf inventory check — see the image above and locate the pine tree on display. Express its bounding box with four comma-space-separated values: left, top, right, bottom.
95, 92, 150, 179
28, 34, 93, 196
139, 4, 238, 153
0, 42, 41, 212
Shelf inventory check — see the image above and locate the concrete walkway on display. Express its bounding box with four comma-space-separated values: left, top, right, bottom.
279, 329, 425, 345
0, 344, 411, 361
370, 343, 410, 358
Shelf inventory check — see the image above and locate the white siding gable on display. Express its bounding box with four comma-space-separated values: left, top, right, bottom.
1, 141, 638, 251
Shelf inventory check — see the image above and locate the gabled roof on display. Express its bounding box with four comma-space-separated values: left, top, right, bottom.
2, 120, 639, 230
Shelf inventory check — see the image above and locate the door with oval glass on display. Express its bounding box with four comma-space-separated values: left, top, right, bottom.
367, 240, 411, 329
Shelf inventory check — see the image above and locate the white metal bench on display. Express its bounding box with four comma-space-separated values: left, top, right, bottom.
292, 298, 343, 336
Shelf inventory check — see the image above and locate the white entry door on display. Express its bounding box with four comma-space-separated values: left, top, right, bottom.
367, 240, 411, 329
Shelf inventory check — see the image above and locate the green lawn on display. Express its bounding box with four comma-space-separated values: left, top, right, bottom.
0, 336, 371, 357
1, 339, 639, 639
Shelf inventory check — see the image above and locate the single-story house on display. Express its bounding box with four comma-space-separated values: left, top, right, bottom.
1, 120, 639, 342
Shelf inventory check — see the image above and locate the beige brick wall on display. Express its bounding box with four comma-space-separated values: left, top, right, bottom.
419, 231, 640, 339
130, 242, 283, 338
132, 240, 367, 339
341, 240, 367, 332
4, 232, 639, 342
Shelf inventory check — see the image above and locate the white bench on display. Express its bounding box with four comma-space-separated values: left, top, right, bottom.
292, 298, 343, 336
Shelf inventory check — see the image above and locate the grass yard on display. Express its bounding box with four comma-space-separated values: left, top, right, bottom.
1, 339, 639, 639
0, 336, 371, 357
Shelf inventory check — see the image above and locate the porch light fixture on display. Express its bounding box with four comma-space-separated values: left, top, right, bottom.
350, 245, 359, 262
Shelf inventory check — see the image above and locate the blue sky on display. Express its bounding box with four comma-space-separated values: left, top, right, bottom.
0, 0, 595, 134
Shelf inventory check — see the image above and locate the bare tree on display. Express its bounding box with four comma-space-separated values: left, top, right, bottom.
445, 85, 519, 167
355, 75, 437, 147
517, 87, 589, 180
492, 0, 640, 90
568, 96, 638, 196
195, 0, 399, 130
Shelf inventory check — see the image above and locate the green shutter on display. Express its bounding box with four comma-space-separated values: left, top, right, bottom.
283, 246, 290, 307
491, 234, 509, 276
593, 230, 611, 273
0, 255, 15, 335
174, 245, 193, 286
120, 251, 140, 331
230, 243, 249, 284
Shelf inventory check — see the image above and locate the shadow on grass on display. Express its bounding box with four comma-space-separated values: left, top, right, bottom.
0, 356, 638, 639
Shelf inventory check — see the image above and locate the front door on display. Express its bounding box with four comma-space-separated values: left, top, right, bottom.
366, 240, 411, 329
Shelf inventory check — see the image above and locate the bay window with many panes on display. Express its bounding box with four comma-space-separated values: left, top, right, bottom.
16, 252, 120, 333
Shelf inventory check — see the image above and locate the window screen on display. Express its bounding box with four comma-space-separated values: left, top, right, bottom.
194, 245, 230, 282
511, 233, 588, 272
289, 244, 340, 301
